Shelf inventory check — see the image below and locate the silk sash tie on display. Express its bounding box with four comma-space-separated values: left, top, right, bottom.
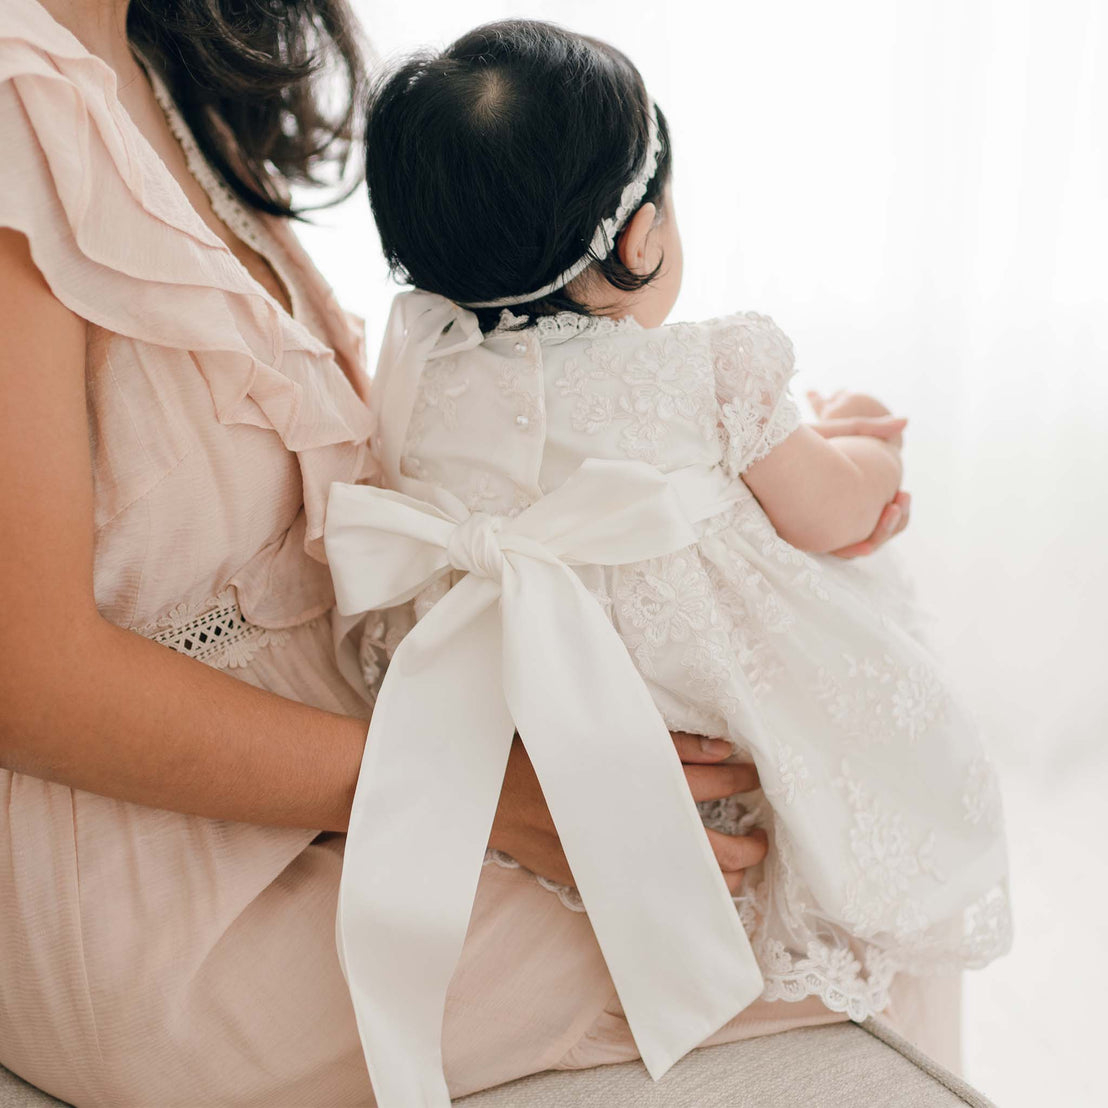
325, 459, 765, 1107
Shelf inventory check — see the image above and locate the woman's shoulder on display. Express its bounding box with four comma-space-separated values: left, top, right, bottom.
0, 0, 94, 65
0, 1, 131, 129
0, 2, 227, 259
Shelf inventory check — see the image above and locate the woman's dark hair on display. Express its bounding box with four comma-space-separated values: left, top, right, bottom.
364, 20, 673, 330
127, 0, 366, 217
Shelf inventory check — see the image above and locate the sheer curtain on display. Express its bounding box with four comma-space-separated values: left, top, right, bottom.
298, 3, 1107, 1102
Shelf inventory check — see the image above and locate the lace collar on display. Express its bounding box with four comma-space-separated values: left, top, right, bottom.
490, 308, 642, 344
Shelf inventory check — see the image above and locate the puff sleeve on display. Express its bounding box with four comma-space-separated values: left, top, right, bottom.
707, 312, 801, 477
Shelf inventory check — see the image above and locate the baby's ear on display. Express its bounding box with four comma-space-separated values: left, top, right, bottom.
616, 202, 658, 275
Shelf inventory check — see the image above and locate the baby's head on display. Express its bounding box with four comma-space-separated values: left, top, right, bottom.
364, 20, 681, 330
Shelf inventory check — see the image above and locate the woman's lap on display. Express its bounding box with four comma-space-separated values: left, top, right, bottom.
0, 772, 358, 1106
0, 771, 961, 1105
0, 779, 615, 1106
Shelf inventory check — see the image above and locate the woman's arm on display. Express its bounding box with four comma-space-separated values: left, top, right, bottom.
0, 228, 367, 830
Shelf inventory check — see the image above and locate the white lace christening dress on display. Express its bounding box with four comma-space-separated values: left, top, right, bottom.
353, 300, 1012, 1023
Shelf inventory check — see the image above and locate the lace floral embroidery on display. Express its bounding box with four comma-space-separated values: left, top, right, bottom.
709, 313, 801, 474
553, 327, 718, 464
703, 495, 831, 603
814, 653, 948, 747
835, 766, 947, 940
404, 362, 470, 455
763, 744, 814, 807
618, 552, 714, 655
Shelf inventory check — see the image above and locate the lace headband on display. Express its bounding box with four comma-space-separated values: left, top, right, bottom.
459, 100, 663, 310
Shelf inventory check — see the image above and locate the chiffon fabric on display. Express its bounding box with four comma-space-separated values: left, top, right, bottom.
0, 3, 959, 1106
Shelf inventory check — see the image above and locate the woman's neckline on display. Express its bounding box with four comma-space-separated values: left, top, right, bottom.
134, 54, 306, 329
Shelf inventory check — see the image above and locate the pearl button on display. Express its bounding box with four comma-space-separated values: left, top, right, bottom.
513, 341, 527, 354
515, 415, 530, 428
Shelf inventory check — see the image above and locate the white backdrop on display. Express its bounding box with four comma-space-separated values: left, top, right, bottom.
297, 2, 1108, 1103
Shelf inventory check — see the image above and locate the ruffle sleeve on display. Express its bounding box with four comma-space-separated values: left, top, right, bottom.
0, 2, 375, 567
707, 312, 800, 476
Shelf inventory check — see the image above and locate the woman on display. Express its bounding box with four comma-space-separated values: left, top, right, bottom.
0, 1, 919, 1105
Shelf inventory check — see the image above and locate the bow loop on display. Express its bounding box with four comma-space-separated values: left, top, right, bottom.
399, 289, 484, 362
374, 290, 485, 489
325, 483, 456, 615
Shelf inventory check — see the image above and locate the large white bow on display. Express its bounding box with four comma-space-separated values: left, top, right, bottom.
325, 458, 764, 1108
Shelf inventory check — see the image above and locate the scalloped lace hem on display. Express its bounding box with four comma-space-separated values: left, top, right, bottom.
482, 851, 1011, 1022
483, 849, 585, 913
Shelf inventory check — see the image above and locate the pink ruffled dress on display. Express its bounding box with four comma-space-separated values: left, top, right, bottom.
0, 3, 952, 1105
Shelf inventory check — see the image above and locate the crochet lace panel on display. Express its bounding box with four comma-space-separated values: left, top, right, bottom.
137, 589, 292, 670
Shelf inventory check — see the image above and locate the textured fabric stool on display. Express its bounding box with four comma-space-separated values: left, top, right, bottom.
0, 1066, 66, 1108
455, 1019, 995, 1108
0, 1018, 994, 1107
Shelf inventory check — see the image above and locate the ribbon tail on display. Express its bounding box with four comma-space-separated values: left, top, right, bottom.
500, 559, 765, 1080
337, 576, 514, 1108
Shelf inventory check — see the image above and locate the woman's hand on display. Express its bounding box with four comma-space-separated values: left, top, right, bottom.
807, 389, 911, 557
488, 732, 767, 893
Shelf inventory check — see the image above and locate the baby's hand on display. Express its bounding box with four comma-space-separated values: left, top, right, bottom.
808, 390, 904, 449
808, 389, 892, 419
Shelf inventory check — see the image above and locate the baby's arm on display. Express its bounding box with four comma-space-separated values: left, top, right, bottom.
708, 315, 902, 553
742, 426, 903, 554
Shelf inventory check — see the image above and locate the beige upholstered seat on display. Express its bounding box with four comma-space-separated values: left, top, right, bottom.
455, 1020, 996, 1107
1, 1019, 994, 1107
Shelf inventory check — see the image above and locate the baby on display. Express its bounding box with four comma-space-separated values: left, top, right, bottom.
323, 20, 1011, 1106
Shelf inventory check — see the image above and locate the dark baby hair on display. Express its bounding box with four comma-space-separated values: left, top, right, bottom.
364, 20, 672, 330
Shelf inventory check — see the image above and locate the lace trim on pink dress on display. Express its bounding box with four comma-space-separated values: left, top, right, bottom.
137, 589, 295, 670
